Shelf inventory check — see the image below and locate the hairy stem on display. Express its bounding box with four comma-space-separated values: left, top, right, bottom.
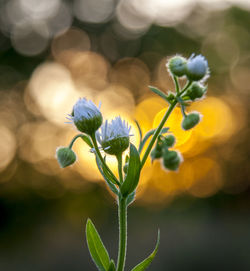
91, 134, 120, 186
116, 196, 127, 271
140, 100, 177, 168
179, 81, 192, 96
173, 76, 180, 95
68, 134, 86, 149
117, 153, 123, 183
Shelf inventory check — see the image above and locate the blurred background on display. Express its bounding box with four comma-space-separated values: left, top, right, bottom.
0, 0, 250, 270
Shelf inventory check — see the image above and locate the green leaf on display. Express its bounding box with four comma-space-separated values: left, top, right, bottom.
126, 191, 136, 206
86, 219, 110, 271
80, 134, 93, 148
95, 156, 119, 195
108, 260, 116, 271
148, 86, 168, 101
121, 144, 141, 197
131, 230, 160, 271
138, 127, 169, 154
134, 120, 142, 144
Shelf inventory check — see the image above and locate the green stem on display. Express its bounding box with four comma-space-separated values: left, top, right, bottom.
116, 196, 127, 271
91, 134, 120, 186
68, 134, 85, 149
176, 97, 187, 117
116, 153, 123, 183
173, 76, 180, 95
141, 100, 177, 169
179, 81, 192, 96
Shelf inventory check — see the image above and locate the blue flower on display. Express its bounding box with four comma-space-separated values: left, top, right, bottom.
96, 116, 131, 155
186, 54, 209, 81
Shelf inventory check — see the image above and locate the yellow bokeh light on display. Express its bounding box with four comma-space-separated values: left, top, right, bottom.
153, 106, 192, 147
28, 62, 80, 126
0, 126, 16, 173
189, 97, 236, 141
97, 84, 135, 118
187, 157, 223, 198
135, 97, 166, 135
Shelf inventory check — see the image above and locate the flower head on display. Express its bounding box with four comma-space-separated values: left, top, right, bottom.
96, 116, 131, 155
186, 54, 209, 81
69, 98, 103, 135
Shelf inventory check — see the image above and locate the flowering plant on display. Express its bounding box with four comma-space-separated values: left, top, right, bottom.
56, 54, 209, 271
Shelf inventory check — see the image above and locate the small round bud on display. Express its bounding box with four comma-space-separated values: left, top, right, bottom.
70, 98, 102, 135
56, 147, 76, 168
96, 117, 131, 156
186, 82, 206, 100
181, 112, 201, 130
150, 147, 163, 161
167, 56, 187, 77
186, 54, 209, 81
162, 150, 182, 171
166, 92, 176, 103
163, 134, 175, 148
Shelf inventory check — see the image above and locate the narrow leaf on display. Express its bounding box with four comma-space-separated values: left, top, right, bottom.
86, 219, 110, 271
108, 260, 116, 271
80, 134, 93, 148
134, 120, 142, 144
131, 230, 160, 271
121, 143, 141, 197
148, 86, 168, 101
95, 156, 119, 195
138, 127, 169, 154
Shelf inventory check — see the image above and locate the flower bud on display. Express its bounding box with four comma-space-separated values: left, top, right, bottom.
96, 117, 131, 156
150, 146, 162, 161
181, 112, 201, 130
167, 56, 187, 77
70, 98, 102, 135
56, 147, 76, 168
185, 82, 206, 101
186, 54, 209, 81
166, 92, 176, 103
162, 150, 182, 171
163, 134, 175, 148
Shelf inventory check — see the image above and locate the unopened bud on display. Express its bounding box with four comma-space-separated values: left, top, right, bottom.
150, 147, 163, 161
181, 112, 201, 130
162, 150, 182, 171
167, 56, 187, 77
163, 134, 175, 148
56, 147, 76, 168
70, 98, 103, 135
186, 82, 206, 101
